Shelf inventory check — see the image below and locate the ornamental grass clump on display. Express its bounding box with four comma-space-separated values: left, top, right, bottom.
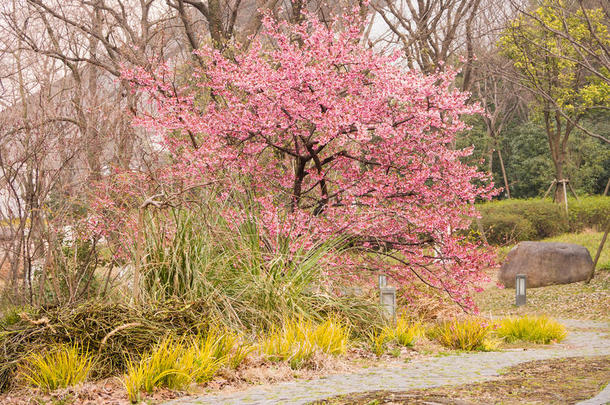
496, 315, 567, 344
384, 316, 422, 347
311, 317, 350, 355
367, 329, 390, 357
19, 343, 94, 391
429, 318, 497, 351
261, 317, 350, 369
122, 333, 228, 403
261, 319, 316, 369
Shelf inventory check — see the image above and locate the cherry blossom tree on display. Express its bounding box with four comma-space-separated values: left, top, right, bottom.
110, 9, 496, 310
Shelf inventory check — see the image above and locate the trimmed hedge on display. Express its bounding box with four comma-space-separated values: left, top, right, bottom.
476, 196, 610, 245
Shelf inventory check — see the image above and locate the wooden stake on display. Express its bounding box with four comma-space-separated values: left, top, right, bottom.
133, 208, 144, 305
586, 221, 610, 284
567, 181, 579, 201
561, 180, 568, 215
543, 179, 556, 199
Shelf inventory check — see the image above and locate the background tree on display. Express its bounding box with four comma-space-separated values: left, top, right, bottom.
369, 0, 482, 90
499, 0, 610, 203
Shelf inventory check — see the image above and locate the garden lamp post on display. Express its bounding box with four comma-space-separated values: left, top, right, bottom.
378, 274, 387, 288
379, 274, 396, 319
515, 274, 526, 306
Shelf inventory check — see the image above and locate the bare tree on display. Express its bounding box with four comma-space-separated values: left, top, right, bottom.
369, 0, 483, 90
472, 57, 523, 199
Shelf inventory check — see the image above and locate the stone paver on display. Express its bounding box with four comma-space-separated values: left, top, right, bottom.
166, 319, 610, 405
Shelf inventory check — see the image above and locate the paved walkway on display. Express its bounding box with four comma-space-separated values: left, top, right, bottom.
167, 319, 610, 405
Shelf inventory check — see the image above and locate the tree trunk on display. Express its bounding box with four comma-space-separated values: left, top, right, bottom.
497, 149, 511, 199
551, 141, 567, 205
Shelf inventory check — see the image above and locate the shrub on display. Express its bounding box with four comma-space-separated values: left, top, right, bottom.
479, 212, 536, 245
496, 316, 567, 344
428, 318, 495, 351
475, 197, 610, 245
479, 199, 568, 244
568, 196, 610, 232
0, 300, 212, 392
138, 204, 384, 332
19, 343, 94, 391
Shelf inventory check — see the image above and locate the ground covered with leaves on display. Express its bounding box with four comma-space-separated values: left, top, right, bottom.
475, 269, 610, 320
311, 355, 610, 404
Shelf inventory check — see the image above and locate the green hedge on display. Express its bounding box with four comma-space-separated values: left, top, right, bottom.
475, 196, 610, 245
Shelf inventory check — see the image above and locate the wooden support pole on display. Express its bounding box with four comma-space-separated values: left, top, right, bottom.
567, 180, 579, 201
133, 207, 144, 305
561, 179, 568, 215
543, 179, 556, 199
586, 221, 610, 284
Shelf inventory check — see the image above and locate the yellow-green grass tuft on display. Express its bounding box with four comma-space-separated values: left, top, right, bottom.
261, 317, 350, 368
383, 316, 422, 347
428, 317, 496, 351
496, 315, 567, 344
19, 343, 94, 391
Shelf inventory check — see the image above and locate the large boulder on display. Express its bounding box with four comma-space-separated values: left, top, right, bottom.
499, 241, 593, 288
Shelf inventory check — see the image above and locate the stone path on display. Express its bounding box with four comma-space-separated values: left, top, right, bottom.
167, 319, 610, 405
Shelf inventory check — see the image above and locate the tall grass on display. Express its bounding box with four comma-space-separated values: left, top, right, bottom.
496, 316, 567, 344
138, 197, 383, 331
367, 329, 389, 356
19, 343, 94, 391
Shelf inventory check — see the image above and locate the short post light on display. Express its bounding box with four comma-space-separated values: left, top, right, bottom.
379, 274, 396, 319
378, 274, 387, 288
515, 274, 526, 306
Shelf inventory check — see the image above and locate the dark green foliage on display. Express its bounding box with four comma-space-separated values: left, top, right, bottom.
504, 122, 555, 199
458, 117, 610, 200
479, 212, 537, 245
569, 198, 610, 232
